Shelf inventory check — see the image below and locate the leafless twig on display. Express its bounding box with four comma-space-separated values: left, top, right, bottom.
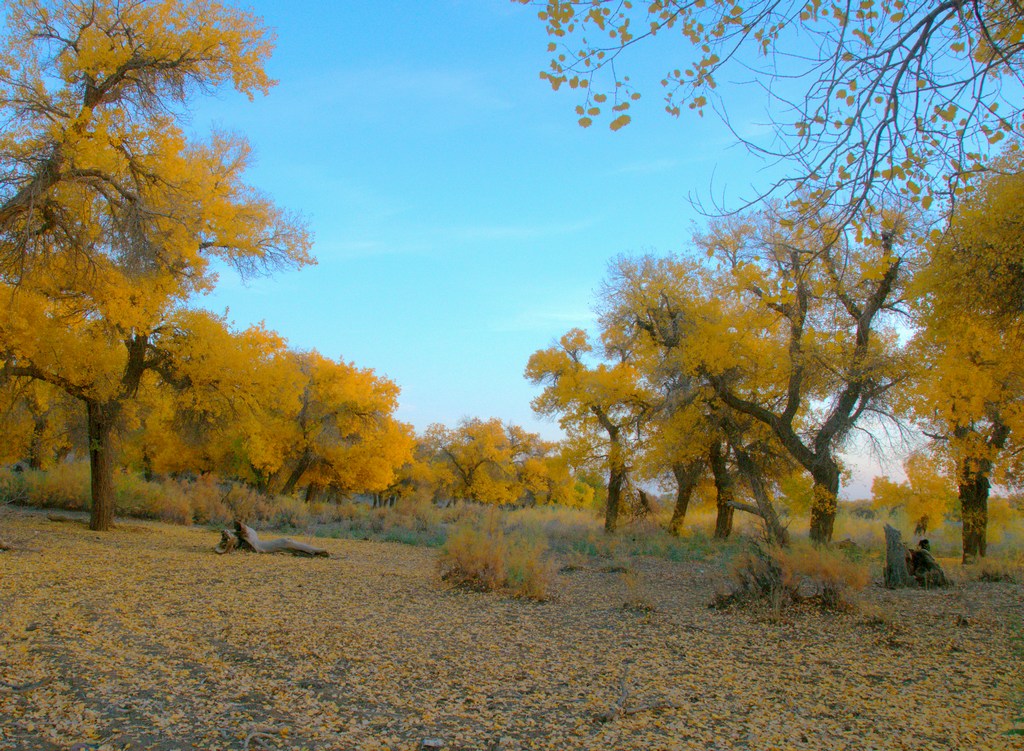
595, 667, 685, 723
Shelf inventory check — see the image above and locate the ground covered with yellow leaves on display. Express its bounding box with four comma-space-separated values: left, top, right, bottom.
1, 510, 1021, 751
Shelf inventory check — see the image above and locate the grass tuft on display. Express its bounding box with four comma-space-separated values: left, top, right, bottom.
438, 514, 554, 600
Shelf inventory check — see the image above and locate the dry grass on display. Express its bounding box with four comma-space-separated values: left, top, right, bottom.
716, 542, 871, 614
968, 558, 1022, 583
438, 514, 554, 600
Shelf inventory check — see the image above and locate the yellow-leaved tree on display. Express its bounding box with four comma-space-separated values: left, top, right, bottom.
907, 156, 1024, 559
121, 312, 302, 485
0, 0, 312, 530
525, 328, 654, 532
271, 351, 413, 502
691, 207, 913, 543
871, 453, 957, 537
419, 418, 534, 506
0, 379, 81, 469
600, 254, 795, 543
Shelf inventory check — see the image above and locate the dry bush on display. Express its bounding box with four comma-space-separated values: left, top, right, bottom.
712, 544, 787, 614
504, 535, 556, 600
115, 473, 192, 524
390, 498, 443, 531
439, 519, 507, 592
269, 495, 311, 529
714, 542, 870, 613
968, 559, 1020, 583
506, 504, 603, 548
10, 463, 91, 510
438, 515, 553, 600
333, 501, 371, 523
621, 569, 657, 613
774, 543, 870, 610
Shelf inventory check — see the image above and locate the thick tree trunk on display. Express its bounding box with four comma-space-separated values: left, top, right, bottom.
883, 524, 914, 588
709, 442, 734, 539
141, 448, 155, 482
668, 459, 704, 535
605, 462, 626, 533
602, 429, 627, 533
959, 465, 990, 562
809, 464, 840, 544
304, 482, 322, 504
86, 400, 117, 532
28, 414, 47, 470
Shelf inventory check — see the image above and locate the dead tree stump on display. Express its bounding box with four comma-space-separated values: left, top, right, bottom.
884, 524, 915, 588
884, 525, 950, 589
214, 521, 328, 557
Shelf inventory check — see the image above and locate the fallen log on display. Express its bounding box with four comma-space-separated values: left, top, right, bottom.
214, 521, 328, 557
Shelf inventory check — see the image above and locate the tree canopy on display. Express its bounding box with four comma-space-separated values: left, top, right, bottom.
0, 0, 312, 529
521, 0, 1024, 217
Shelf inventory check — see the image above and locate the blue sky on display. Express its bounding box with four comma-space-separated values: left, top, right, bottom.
190, 0, 884, 495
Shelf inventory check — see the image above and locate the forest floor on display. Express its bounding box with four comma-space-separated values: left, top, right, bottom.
1, 508, 1022, 751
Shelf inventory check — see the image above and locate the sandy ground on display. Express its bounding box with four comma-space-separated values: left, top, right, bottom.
1, 510, 1022, 750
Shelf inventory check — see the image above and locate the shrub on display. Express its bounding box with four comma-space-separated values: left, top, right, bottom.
115, 473, 192, 524
14, 463, 91, 510
774, 542, 870, 610
438, 515, 553, 600
269, 494, 312, 530
713, 541, 870, 613
504, 533, 555, 600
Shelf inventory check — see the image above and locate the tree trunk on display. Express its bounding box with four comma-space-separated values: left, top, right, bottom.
605, 464, 626, 533
709, 442, 735, 539
668, 459, 704, 535
587, 410, 631, 534
959, 463, 990, 562
809, 464, 840, 544
86, 400, 117, 532
141, 448, 155, 482
28, 414, 47, 470
602, 428, 626, 532
733, 446, 789, 546
304, 482, 322, 504
279, 451, 313, 496
883, 524, 914, 588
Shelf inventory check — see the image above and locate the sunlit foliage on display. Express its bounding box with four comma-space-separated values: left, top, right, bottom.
520, 0, 1024, 217
0, 0, 311, 529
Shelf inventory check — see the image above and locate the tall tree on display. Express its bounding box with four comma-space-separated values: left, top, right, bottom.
871, 452, 957, 537
123, 313, 303, 487
0, 0, 290, 274
0, 0, 311, 530
699, 210, 913, 542
602, 255, 794, 542
421, 418, 543, 506
273, 351, 413, 501
906, 159, 1024, 558
0, 379, 81, 469
526, 328, 653, 532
